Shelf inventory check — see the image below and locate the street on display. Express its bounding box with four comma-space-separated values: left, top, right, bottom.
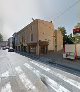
0, 50, 80, 92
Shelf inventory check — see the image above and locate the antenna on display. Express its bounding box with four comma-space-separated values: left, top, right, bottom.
32, 18, 34, 21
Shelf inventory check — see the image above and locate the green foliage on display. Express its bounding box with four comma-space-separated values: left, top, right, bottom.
58, 27, 66, 36
0, 33, 3, 42
66, 33, 74, 44
74, 36, 80, 43
74, 23, 80, 28
58, 27, 74, 44
58, 23, 80, 44
74, 23, 80, 43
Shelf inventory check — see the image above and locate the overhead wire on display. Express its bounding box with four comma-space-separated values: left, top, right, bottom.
54, 0, 80, 21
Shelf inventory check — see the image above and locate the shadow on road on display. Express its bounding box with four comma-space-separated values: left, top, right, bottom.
15, 51, 80, 77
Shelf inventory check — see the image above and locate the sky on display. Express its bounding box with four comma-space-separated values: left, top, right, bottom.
0, 0, 80, 40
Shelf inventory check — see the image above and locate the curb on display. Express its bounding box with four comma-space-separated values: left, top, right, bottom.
51, 61, 80, 72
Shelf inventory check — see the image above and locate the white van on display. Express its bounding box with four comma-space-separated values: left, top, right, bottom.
63, 44, 80, 59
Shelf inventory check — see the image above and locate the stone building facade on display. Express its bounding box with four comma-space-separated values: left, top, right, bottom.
54, 30, 63, 51
13, 19, 63, 55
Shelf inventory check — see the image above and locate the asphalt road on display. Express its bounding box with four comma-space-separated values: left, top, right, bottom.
0, 49, 80, 92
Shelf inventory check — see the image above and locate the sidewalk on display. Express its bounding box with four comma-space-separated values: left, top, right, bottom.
44, 51, 80, 72
16, 51, 80, 72
54, 58, 80, 71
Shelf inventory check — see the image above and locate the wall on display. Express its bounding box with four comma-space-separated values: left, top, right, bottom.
55, 30, 63, 51
38, 19, 54, 51
26, 20, 38, 44
8, 37, 13, 47
14, 19, 63, 54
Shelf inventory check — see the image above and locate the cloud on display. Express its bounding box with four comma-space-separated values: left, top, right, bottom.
0, 0, 41, 40
0, 0, 79, 40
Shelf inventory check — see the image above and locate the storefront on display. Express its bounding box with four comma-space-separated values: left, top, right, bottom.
27, 43, 37, 54
39, 41, 48, 55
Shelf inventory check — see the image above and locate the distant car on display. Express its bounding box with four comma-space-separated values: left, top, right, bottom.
8, 47, 14, 52
6, 46, 9, 49
2, 47, 6, 50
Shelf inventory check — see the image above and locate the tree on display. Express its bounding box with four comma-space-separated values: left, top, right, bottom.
74, 23, 80, 43
0, 33, 3, 42
58, 27, 67, 36
67, 33, 74, 44
74, 36, 80, 43
58, 27, 67, 45
74, 23, 80, 28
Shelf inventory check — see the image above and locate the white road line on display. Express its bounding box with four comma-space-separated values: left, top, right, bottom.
1, 71, 9, 78
30, 60, 80, 90
1, 71, 12, 92
43, 74, 70, 92
15, 66, 38, 92
1, 82, 12, 92
24, 63, 70, 92
0, 71, 9, 82
24, 63, 40, 78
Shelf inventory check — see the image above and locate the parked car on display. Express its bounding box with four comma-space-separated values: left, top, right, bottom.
8, 47, 14, 52
2, 47, 6, 50
6, 46, 9, 49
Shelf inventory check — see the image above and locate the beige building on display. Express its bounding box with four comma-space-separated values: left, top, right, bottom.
54, 30, 63, 51
14, 19, 63, 55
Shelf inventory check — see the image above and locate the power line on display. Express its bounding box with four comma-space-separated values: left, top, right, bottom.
54, 0, 80, 21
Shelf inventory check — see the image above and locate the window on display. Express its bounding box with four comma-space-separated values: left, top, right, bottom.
31, 33, 33, 41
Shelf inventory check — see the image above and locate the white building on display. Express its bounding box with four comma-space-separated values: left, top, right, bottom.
8, 37, 13, 48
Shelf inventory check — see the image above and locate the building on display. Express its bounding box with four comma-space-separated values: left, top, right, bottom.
13, 19, 63, 55
8, 37, 13, 48
54, 30, 63, 51
0, 41, 8, 48
13, 33, 18, 49
73, 28, 80, 43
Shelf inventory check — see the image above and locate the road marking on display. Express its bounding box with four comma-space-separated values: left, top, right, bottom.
1, 71, 9, 78
0, 71, 9, 82
24, 63, 70, 92
1, 82, 12, 92
29, 60, 80, 90
15, 66, 38, 92
0, 71, 12, 92
24, 63, 40, 78
43, 74, 70, 92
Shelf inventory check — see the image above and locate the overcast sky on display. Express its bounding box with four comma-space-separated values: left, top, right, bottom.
0, 0, 80, 40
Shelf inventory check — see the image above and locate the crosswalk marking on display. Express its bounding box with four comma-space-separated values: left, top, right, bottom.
1, 82, 12, 92
15, 66, 38, 92
43, 74, 70, 92
0, 61, 80, 92
1, 71, 9, 78
29, 60, 80, 90
0, 71, 9, 82
0, 71, 13, 92
24, 63, 70, 92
